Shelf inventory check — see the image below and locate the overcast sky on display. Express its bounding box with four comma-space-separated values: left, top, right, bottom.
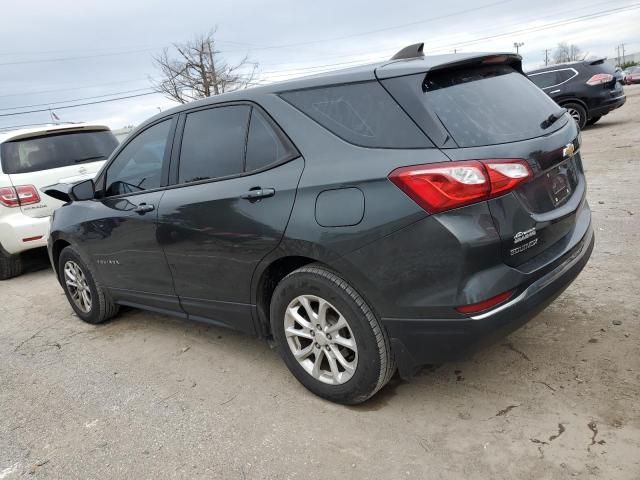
1, 0, 638, 131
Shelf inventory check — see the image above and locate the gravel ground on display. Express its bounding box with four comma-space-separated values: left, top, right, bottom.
1, 85, 639, 480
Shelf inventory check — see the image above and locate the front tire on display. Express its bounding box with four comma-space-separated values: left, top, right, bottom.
563, 102, 587, 130
58, 247, 118, 324
0, 249, 22, 280
270, 265, 395, 404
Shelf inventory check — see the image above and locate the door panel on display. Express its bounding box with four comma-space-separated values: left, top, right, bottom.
157, 158, 304, 333
78, 191, 177, 309
78, 117, 179, 311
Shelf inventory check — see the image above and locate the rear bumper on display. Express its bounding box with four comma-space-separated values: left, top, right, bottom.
0, 211, 50, 254
383, 225, 594, 378
589, 94, 626, 117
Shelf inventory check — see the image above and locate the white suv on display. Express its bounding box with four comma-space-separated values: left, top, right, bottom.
0, 124, 118, 279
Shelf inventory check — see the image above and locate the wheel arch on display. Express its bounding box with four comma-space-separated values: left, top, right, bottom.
51, 238, 71, 277
253, 255, 320, 337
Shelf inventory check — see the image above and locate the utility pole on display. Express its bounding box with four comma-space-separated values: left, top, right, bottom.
544, 49, 550, 66
617, 45, 621, 66
514, 42, 524, 54
621, 43, 626, 65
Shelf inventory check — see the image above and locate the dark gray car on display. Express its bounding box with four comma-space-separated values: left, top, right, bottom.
46, 44, 593, 404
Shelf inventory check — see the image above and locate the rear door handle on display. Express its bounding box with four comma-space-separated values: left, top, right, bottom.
133, 203, 155, 214
241, 188, 275, 201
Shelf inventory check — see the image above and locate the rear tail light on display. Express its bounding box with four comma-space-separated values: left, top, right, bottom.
586, 73, 613, 86
389, 159, 532, 214
456, 290, 514, 314
0, 185, 41, 208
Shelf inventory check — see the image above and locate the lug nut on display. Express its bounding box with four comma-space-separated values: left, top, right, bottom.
316, 324, 321, 330
310, 330, 315, 336
315, 343, 320, 348
325, 345, 330, 351
326, 334, 332, 340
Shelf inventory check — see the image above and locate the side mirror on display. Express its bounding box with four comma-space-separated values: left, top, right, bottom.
70, 179, 95, 201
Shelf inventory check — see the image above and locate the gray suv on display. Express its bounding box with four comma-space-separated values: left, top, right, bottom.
46, 43, 593, 404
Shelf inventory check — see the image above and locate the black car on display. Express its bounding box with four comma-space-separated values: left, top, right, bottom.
46, 44, 594, 404
527, 59, 626, 129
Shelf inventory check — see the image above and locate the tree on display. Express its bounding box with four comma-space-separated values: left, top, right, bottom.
552, 42, 582, 64
152, 29, 258, 104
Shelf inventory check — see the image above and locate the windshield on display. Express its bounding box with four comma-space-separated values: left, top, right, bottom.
0, 129, 118, 174
422, 65, 566, 147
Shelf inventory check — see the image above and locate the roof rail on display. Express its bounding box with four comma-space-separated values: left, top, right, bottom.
390, 43, 425, 61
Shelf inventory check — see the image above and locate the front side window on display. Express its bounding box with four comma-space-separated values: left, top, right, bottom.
178, 106, 250, 183
104, 120, 172, 196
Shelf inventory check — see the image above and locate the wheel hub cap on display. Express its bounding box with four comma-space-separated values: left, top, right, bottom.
63, 260, 92, 313
284, 295, 358, 385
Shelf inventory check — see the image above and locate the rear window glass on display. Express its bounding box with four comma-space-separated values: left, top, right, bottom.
1, 130, 118, 174
280, 81, 432, 148
422, 66, 565, 147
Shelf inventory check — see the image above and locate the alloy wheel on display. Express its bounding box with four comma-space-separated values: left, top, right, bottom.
284, 295, 358, 385
566, 107, 581, 125
64, 260, 92, 313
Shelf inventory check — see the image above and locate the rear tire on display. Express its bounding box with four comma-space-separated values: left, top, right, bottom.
586, 116, 602, 126
0, 249, 23, 280
58, 246, 119, 324
270, 264, 395, 404
563, 102, 587, 130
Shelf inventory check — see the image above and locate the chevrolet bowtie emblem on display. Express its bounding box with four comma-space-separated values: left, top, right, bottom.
563, 143, 575, 158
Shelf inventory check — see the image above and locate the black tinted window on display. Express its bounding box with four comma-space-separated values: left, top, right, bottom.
280, 81, 431, 148
179, 106, 250, 183
105, 120, 172, 196
245, 109, 296, 172
1, 130, 118, 174
556, 69, 575, 83
421, 66, 565, 147
529, 71, 558, 89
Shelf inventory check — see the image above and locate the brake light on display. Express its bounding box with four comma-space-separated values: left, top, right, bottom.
0, 185, 41, 208
586, 73, 613, 86
456, 290, 513, 314
389, 159, 532, 214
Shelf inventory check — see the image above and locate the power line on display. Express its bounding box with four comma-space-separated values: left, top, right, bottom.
0, 77, 151, 99
0, 88, 154, 112
0, 92, 159, 118
0, 48, 157, 67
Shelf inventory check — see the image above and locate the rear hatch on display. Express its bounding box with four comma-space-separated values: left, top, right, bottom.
0, 127, 118, 217
378, 56, 586, 267
587, 59, 624, 97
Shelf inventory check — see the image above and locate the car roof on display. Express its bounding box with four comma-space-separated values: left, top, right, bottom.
0, 123, 111, 144
137, 49, 521, 132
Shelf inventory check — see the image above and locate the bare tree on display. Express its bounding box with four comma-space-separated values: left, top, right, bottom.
152, 29, 258, 104
552, 42, 582, 64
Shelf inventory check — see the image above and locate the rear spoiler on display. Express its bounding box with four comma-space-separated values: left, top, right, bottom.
588, 58, 606, 66
376, 49, 523, 79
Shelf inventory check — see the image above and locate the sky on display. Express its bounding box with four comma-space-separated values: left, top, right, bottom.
1, 0, 638, 131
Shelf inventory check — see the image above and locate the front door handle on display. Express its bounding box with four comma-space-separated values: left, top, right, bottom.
133, 203, 155, 214
241, 188, 275, 201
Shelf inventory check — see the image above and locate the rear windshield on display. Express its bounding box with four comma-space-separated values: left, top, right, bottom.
421, 65, 565, 147
1, 129, 118, 174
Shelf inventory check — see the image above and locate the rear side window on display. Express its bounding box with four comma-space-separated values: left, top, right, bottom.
245, 109, 297, 171
0, 130, 118, 174
412, 65, 565, 147
280, 81, 431, 148
178, 106, 250, 183
528, 68, 576, 89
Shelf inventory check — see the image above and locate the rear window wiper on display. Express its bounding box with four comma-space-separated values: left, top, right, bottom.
75, 155, 106, 163
540, 112, 564, 129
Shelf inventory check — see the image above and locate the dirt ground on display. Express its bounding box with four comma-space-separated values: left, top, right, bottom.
1, 86, 639, 480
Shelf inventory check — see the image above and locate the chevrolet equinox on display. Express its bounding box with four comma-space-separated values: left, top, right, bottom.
46, 44, 594, 404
